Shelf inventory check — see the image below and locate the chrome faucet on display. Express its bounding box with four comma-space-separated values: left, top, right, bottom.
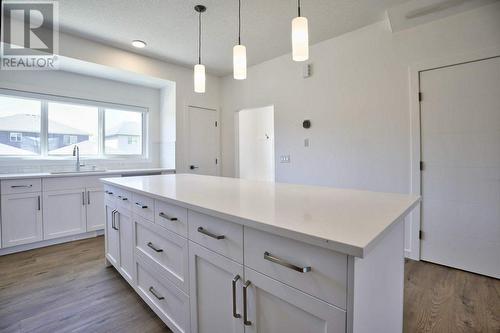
72, 145, 82, 171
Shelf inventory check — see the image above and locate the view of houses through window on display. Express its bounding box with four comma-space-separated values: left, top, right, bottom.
0, 93, 145, 157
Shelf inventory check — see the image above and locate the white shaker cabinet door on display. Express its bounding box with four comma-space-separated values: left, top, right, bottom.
105, 202, 120, 268
243, 268, 346, 333
42, 189, 87, 240
1, 192, 42, 247
86, 187, 105, 232
117, 208, 134, 284
189, 241, 244, 333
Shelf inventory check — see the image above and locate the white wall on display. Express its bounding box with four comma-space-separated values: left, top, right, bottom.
0, 70, 161, 172
237, 106, 275, 182
220, 3, 500, 257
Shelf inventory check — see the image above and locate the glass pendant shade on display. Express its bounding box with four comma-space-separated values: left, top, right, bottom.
233, 44, 247, 80
292, 16, 309, 61
194, 64, 206, 93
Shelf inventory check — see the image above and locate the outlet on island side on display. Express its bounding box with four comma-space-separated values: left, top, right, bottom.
279, 155, 291, 163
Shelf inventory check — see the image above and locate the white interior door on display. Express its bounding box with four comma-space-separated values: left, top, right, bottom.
238, 106, 275, 182
420, 56, 500, 278
187, 106, 219, 176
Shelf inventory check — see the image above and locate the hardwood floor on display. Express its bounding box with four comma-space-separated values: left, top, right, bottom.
404, 259, 500, 333
0, 237, 498, 333
0, 236, 170, 333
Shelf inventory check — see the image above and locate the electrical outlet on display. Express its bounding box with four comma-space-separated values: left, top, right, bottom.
280, 155, 291, 163
304, 138, 309, 147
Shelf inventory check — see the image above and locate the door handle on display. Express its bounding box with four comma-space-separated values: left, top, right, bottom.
87, 191, 91, 205
37, 195, 41, 211
263, 251, 311, 273
112, 210, 119, 231
158, 212, 178, 221
82, 192, 85, 206
243, 280, 252, 326
197, 227, 225, 240
189, 165, 199, 170
232, 275, 241, 318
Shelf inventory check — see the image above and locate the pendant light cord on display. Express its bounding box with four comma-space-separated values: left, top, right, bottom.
298, 0, 301, 17
238, 0, 241, 45
198, 11, 202, 64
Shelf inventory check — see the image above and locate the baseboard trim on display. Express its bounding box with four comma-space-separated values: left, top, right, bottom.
0, 230, 104, 256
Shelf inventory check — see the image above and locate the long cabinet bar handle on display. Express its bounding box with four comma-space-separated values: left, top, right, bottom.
11, 184, 33, 188
263, 251, 311, 273
112, 210, 119, 231
243, 280, 252, 326
147, 242, 163, 253
37, 195, 41, 211
158, 212, 178, 221
135, 202, 148, 209
197, 227, 225, 240
232, 275, 241, 318
148, 286, 165, 300
82, 192, 85, 206
87, 191, 91, 205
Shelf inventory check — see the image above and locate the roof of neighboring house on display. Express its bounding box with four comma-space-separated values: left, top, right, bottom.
0, 114, 89, 135
106, 121, 141, 137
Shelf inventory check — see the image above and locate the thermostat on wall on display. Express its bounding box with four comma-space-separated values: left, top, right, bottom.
303, 120, 311, 129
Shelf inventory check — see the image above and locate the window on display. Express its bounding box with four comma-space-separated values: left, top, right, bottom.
105, 108, 143, 155
10, 132, 22, 142
0, 95, 41, 155
0, 91, 147, 158
48, 102, 99, 155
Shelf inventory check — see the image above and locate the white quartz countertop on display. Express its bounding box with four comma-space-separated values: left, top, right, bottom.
0, 168, 174, 180
102, 174, 420, 258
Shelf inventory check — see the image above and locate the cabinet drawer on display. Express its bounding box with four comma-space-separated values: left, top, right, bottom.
155, 200, 188, 237
136, 257, 190, 333
115, 188, 132, 211
133, 192, 155, 221
135, 216, 189, 293
1, 178, 41, 194
188, 211, 243, 263
244, 227, 348, 309
104, 185, 117, 205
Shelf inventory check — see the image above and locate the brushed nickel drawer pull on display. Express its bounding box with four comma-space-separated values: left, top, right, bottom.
197, 227, 225, 240
232, 275, 241, 318
135, 202, 148, 209
149, 286, 165, 300
263, 251, 311, 273
159, 212, 178, 221
147, 242, 163, 253
11, 184, 33, 188
243, 280, 252, 326
37, 195, 41, 211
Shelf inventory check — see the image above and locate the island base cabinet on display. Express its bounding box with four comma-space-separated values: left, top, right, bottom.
243, 268, 346, 333
136, 256, 190, 333
189, 241, 244, 333
1, 193, 42, 247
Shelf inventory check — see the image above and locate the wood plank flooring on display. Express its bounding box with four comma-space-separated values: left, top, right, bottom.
0, 237, 498, 333
0, 236, 170, 333
404, 259, 500, 333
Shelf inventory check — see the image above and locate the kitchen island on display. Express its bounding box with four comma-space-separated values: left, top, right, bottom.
101, 174, 420, 333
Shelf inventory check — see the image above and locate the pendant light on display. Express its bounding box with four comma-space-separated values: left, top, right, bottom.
194, 5, 206, 93
291, 0, 309, 61
233, 0, 247, 80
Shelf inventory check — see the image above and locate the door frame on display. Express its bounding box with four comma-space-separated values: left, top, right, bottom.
408, 46, 500, 260
183, 104, 221, 176
234, 105, 276, 179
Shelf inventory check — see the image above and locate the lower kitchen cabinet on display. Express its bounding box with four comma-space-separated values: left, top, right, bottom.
43, 189, 87, 239
189, 241, 244, 333
243, 268, 346, 333
86, 187, 105, 231
1, 192, 42, 247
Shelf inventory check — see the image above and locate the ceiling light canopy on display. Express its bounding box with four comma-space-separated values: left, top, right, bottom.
194, 5, 206, 93
131, 40, 146, 48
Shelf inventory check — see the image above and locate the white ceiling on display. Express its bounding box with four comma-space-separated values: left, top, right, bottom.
54, 0, 412, 76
